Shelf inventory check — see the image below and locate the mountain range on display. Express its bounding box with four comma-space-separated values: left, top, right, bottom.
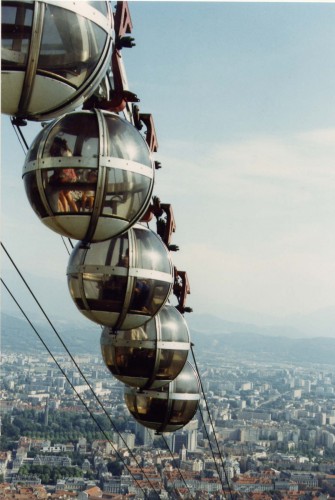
2, 309, 335, 365
186, 309, 335, 339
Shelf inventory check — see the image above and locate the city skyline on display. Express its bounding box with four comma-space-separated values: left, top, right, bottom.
2, 345, 335, 497
1, 2, 335, 331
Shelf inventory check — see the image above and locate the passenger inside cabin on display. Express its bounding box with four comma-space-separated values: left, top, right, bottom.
49, 136, 79, 212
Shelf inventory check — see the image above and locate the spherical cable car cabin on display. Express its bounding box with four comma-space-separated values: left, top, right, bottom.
22, 110, 155, 242
101, 304, 190, 389
1, 0, 114, 120
124, 361, 200, 433
67, 224, 174, 330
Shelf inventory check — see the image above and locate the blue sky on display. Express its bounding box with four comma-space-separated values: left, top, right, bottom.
2, 1, 335, 327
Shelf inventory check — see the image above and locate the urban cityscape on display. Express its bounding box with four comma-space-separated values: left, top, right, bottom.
1, 318, 335, 499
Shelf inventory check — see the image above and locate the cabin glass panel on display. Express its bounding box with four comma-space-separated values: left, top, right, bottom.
160, 306, 189, 342
43, 113, 99, 158
115, 349, 155, 377
115, 331, 155, 378
67, 275, 82, 299
129, 278, 171, 316
105, 115, 152, 166
39, 114, 100, 214
126, 280, 170, 316
98, 275, 128, 309
37, 5, 107, 87
82, 237, 130, 267
170, 400, 197, 425
133, 228, 171, 273
156, 350, 186, 382
87, 2, 109, 15
127, 394, 167, 423
145, 281, 171, 316
102, 168, 151, 221
23, 171, 48, 218
1, 3, 33, 69
146, 398, 168, 422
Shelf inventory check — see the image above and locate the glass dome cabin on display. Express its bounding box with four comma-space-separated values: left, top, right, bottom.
22, 110, 155, 242
67, 224, 174, 330
1, 1, 114, 120
101, 304, 190, 390
124, 362, 200, 433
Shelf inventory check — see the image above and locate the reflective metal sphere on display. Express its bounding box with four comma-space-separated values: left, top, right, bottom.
67, 224, 174, 330
124, 362, 200, 433
1, 1, 114, 120
22, 110, 154, 242
101, 304, 190, 389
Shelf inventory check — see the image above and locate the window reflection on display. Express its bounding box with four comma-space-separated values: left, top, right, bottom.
134, 229, 171, 273
103, 169, 150, 221
100, 275, 127, 303
87, 2, 109, 15
147, 398, 167, 422
1, 3, 33, 69
23, 172, 48, 218
106, 115, 152, 166
38, 5, 106, 87
129, 279, 151, 313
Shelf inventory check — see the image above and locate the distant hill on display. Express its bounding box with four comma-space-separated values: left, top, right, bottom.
1, 312, 101, 355
187, 313, 335, 364
186, 313, 304, 338
2, 311, 335, 365
190, 329, 335, 365
2, 267, 333, 338
187, 309, 335, 339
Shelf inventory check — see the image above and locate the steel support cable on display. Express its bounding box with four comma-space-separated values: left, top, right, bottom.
161, 434, 195, 500
8, 118, 149, 489
10, 118, 29, 153
190, 344, 233, 500
148, 432, 193, 500
0, 242, 161, 499
197, 406, 230, 500
61, 236, 74, 255
7, 126, 217, 499
61, 236, 71, 256
10, 110, 188, 499
0, 277, 150, 499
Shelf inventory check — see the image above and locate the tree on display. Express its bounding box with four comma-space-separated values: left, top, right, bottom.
107, 460, 124, 476
85, 470, 96, 480
3, 422, 20, 440
18, 465, 31, 477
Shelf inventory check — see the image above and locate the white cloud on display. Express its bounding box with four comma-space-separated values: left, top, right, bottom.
156, 129, 335, 317
158, 128, 335, 196
297, 128, 335, 145
178, 239, 335, 318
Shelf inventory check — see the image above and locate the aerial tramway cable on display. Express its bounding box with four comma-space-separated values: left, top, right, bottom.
1, 242, 161, 499
161, 433, 195, 499
60, 236, 71, 256
2, 235, 231, 498
7, 105, 233, 500
0, 277, 153, 499
6, 116, 210, 492
191, 345, 233, 499
10, 118, 29, 153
